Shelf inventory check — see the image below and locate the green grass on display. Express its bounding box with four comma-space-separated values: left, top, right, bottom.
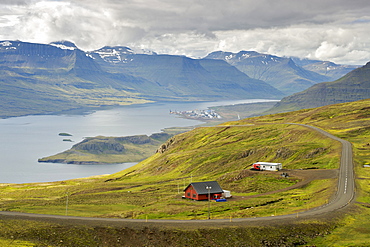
309, 207, 370, 246
0, 121, 342, 220
0, 218, 337, 246
0, 99, 369, 245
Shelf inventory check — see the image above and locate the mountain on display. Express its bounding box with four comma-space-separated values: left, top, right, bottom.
267, 62, 370, 113
0, 40, 153, 118
205, 51, 356, 95
0, 41, 283, 118
88, 47, 284, 100
291, 57, 359, 80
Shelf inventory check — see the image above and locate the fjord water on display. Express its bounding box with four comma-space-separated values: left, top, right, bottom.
0, 99, 275, 184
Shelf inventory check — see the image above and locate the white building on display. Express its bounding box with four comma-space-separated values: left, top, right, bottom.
253, 162, 282, 171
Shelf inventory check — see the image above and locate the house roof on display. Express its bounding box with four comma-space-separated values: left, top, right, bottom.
184, 181, 223, 194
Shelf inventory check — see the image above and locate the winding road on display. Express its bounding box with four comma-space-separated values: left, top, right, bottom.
0, 123, 356, 227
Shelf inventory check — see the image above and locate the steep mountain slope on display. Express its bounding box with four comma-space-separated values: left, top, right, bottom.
205, 51, 355, 95
0, 41, 149, 117
268, 62, 370, 113
89, 47, 284, 100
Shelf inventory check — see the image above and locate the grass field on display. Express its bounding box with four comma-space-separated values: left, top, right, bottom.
0, 99, 369, 246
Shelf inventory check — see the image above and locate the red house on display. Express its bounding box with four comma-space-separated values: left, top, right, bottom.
183, 181, 223, 201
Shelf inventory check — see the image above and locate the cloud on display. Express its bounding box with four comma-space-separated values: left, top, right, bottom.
0, 0, 370, 64
213, 23, 370, 65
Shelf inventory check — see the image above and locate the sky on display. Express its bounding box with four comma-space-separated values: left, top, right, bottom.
1, 0, 370, 65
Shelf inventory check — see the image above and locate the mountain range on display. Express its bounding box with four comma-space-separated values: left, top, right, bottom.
205, 51, 357, 95
0, 40, 282, 118
88, 46, 283, 100
0, 40, 365, 118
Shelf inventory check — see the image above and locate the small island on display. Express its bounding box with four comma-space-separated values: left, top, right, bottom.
38, 128, 192, 164
59, 132, 73, 136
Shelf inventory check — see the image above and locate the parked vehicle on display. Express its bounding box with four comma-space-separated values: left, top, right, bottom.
252, 162, 282, 171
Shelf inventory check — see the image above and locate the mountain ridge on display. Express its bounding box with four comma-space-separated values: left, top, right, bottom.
0, 40, 360, 118
267, 61, 370, 113
205, 50, 358, 95
0, 40, 283, 118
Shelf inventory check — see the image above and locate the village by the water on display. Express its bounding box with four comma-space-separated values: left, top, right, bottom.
170, 109, 222, 120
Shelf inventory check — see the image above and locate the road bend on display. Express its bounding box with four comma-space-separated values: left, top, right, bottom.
0, 123, 356, 226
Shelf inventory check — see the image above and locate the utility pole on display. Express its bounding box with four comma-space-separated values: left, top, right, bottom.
65, 191, 69, 216
206, 186, 211, 219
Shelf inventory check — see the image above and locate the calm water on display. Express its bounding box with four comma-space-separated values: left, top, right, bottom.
0, 99, 275, 184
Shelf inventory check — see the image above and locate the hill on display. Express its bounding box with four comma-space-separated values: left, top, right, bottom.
205, 51, 356, 95
268, 61, 370, 113
38, 132, 175, 164
0, 99, 369, 246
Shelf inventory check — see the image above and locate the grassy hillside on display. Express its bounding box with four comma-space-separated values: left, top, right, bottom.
0, 99, 369, 246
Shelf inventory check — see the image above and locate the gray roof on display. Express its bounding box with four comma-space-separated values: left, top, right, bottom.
184, 181, 223, 194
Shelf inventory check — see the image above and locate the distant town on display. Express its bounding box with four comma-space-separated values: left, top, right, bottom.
170, 109, 222, 120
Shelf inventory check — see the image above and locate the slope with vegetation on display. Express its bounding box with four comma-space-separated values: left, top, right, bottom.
38, 131, 180, 164
0, 99, 369, 245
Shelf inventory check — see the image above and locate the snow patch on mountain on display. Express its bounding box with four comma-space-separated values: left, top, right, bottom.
91, 46, 157, 64
1, 41, 12, 46
51, 44, 76, 50
50, 41, 77, 51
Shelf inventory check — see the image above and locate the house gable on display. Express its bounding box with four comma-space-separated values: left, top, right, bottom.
184, 181, 223, 200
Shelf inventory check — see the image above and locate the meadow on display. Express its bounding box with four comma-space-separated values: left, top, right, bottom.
0, 99, 369, 246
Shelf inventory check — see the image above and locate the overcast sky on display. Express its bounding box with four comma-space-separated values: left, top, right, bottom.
1, 0, 370, 65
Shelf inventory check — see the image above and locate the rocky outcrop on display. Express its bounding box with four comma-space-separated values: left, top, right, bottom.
156, 137, 176, 154
73, 139, 125, 154
115, 135, 151, 145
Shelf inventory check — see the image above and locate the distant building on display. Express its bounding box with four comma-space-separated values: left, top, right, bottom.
252, 162, 282, 171
183, 181, 223, 201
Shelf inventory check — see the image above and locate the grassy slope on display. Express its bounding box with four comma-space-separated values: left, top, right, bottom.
226, 98, 370, 246
0, 99, 369, 246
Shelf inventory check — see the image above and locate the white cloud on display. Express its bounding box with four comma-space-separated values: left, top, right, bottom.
0, 0, 370, 64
